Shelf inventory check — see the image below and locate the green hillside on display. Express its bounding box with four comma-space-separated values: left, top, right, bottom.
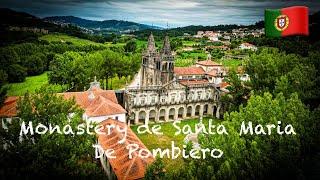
39, 34, 104, 46
4, 72, 65, 96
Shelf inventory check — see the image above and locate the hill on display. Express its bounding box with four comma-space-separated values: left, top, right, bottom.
133, 22, 264, 40
0, 8, 113, 46
43, 16, 162, 33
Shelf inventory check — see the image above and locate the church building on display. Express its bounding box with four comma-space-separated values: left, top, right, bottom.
124, 34, 223, 124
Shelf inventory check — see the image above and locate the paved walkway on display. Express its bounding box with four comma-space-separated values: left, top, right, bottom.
127, 68, 141, 88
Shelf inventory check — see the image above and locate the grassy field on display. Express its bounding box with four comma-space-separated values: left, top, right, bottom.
39, 34, 104, 46
4, 72, 65, 96
218, 59, 243, 70
131, 117, 218, 172
182, 40, 200, 47
5, 72, 130, 96
175, 58, 195, 67
104, 42, 126, 48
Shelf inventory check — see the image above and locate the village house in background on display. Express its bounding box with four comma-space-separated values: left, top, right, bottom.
239, 42, 258, 51
194, 31, 220, 42
9, 26, 49, 34
192, 28, 264, 42
125, 34, 226, 124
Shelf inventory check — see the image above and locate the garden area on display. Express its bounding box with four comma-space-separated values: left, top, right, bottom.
131, 117, 220, 172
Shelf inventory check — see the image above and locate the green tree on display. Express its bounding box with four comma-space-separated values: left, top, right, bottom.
124, 39, 137, 52
49, 52, 90, 91
24, 53, 45, 75
7, 64, 27, 82
145, 157, 166, 180
246, 48, 318, 106
100, 49, 119, 89
221, 69, 251, 112
171, 93, 313, 179
0, 88, 105, 178
170, 38, 183, 51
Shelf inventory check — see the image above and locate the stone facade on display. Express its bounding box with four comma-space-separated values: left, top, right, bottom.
125, 34, 221, 124
140, 33, 174, 86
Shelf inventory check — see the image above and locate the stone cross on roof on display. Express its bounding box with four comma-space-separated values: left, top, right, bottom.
89, 76, 100, 90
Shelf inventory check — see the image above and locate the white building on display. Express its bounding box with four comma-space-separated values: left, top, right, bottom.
239, 42, 258, 51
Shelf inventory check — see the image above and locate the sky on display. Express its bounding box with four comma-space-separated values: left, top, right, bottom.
1, 0, 320, 27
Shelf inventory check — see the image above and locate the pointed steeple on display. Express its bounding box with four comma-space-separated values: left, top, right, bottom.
161, 35, 171, 55
147, 33, 156, 52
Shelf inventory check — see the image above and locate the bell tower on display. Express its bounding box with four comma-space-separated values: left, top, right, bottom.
160, 35, 174, 85
140, 33, 162, 87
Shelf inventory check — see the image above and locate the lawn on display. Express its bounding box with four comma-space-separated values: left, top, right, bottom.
39, 34, 104, 46
182, 40, 200, 47
175, 58, 195, 67
136, 40, 163, 51
5, 72, 130, 96
217, 59, 243, 70
104, 42, 126, 48
131, 117, 218, 173
4, 72, 65, 96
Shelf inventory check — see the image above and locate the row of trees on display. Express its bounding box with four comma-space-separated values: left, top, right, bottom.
0, 41, 107, 83
48, 49, 141, 91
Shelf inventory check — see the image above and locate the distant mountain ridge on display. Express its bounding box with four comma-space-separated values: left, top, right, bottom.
0, 8, 57, 29
43, 16, 162, 32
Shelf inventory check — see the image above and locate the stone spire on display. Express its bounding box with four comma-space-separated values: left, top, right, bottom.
161, 35, 171, 55
147, 33, 156, 52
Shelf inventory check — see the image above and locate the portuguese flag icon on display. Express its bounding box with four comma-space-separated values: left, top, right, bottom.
265, 6, 309, 37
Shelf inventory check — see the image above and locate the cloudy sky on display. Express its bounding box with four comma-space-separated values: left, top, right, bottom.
1, 0, 320, 27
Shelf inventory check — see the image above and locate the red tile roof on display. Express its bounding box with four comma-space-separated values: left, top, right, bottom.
220, 82, 230, 89
206, 69, 218, 77
174, 67, 205, 75
85, 96, 126, 117
60, 88, 126, 117
0, 88, 126, 118
98, 119, 154, 180
196, 60, 222, 66
0, 96, 18, 118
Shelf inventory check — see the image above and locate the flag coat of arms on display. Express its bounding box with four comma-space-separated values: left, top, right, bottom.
265, 6, 309, 37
